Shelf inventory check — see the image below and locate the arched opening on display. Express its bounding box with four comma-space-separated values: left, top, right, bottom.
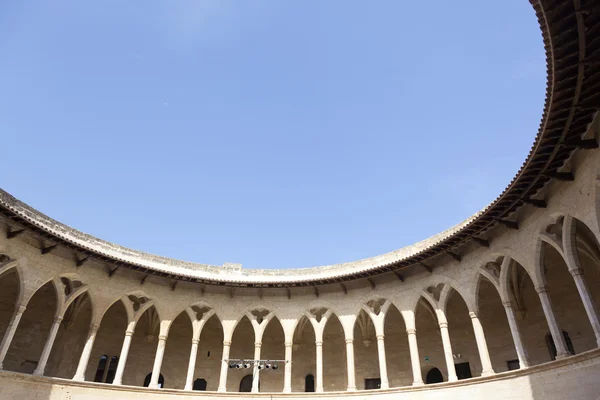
193, 378, 207, 391
160, 310, 192, 389
195, 314, 223, 391
260, 317, 285, 392
93, 355, 108, 382
305, 374, 315, 392
143, 372, 164, 388
541, 240, 595, 353
86, 300, 127, 382
292, 316, 315, 392
0, 267, 20, 348
239, 374, 253, 392
322, 313, 346, 391
46, 291, 92, 378
506, 260, 551, 365
425, 367, 443, 384
415, 298, 447, 381
5, 280, 57, 373
446, 288, 479, 377
384, 304, 411, 387
353, 309, 378, 390
123, 306, 160, 386
476, 270, 516, 372
227, 316, 255, 392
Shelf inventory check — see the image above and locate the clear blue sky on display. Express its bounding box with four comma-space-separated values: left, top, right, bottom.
1, 1, 545, 269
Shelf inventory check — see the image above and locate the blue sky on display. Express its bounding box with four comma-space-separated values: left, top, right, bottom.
0, 1, 545, 269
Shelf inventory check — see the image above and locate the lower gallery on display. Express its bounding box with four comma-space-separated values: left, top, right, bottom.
1, 0, 600, 398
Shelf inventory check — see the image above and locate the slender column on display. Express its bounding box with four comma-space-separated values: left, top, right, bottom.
148, 334, 168, 388
570, 269, 600, 347
73, 323, 100, 381
0, 304, 26, 369
112, 329, 135, 385
406, 328, 424, 386
503, 302, 529, 368
217, 341, 231, 392
439, 322, 457, 381
33, 316, 63, 376
283, 342, 293, 393
536, 286, 570, 359
375, 334, 389, 389
469, 312, 495, 376
251, 342, 261, 393
315, 340, 324, 393
345, 338, 357, 391
184, 338, 200, 390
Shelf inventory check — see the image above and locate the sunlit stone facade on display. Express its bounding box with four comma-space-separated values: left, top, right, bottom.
1, 0, 600, 399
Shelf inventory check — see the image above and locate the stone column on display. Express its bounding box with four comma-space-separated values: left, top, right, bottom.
375, 334, 389, 389
148, 334, 168, 388
112, 329, 135, 385
283, 342, 293, 393
439, 321, 457, 381
536, 286, 570, 358
73, 323, 101, 381
406, 328, 424, 386
251, 342, 261, 393
315, 340, 324, 393
503, 301, 529, 368
0, 304, 26, 369
217, 341, 231, 392
344, 338, 357, 391
184, 338, 200, 390
570, 269, 600, 347
33, 316, 63, 376
469, 312, 495, 376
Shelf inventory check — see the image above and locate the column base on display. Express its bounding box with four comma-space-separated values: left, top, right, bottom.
448, 376, 458, 382
72, 375, 85, 382
556, 352, 571, 360
481, 369, 495, 377
380, 383, 389, 390
148, 383, 159, 389
184, 385, 192, 391
412, 381, 424, 386
217, 387, 227, 393
112, 379, 122, 386
346, 386, 357, 391
32, 369, 44, 376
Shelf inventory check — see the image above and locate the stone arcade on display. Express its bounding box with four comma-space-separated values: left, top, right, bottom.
1, 0, 600, 399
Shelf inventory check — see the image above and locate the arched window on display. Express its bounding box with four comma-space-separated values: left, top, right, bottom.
546, 331, 575, 360
143, 373, 164, 388
425, 367, 443, 384
105, 356, 118, 384
305, 374, 315, 392
193, 378, 207, 391
93, 355, 108, 382
239, 375, 253, 392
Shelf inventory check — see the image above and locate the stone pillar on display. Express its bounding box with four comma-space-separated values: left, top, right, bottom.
406, 328, 424, 386
148, 334, 168, 388
73, 323, 100, 381
315, 340, 324, 393
469, 312, 495, 376
33, 316, 63, 376
375, 334, 389, 389
570, 269, 600, 347
344, 338, 357, 391
0, 304, 26, 369
536, 286, 570, 358
251, 342, 261, 393
184, 338, 200, 390
502, 302, 529, 368
283, 342, 293, 393
439, 321, 457, 381
112, 329, 135, 385
217, 341, 231, 392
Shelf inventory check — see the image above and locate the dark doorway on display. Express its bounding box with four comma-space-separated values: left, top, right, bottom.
364, 378, 381, 389
546, 331, 575, 360
143, 373, 164, 388
193, 378, 207, 391
105, 356, 118, 384
305, 374, 315, 392
425, 367, 443, 384
239, 375, 253, 392
455, 362, 472, 380
93, 355, 107, 382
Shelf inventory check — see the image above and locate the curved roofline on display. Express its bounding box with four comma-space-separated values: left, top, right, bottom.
1, 0, 598, 287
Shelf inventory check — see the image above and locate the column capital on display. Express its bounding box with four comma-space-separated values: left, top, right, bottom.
54, 316, 63, 324
376, 334, 385, 341
535, 285, 549, 294
502, 300, 514, 308
315, 340, 323, 346
439, 322, 448, 329
406, 328, 417, 335
16, 305, 26, 314
125, 329, 135, 336
192, 339, 200, 345
569, 268, 584, 277
469, 311, 480, 319
158, 335, 168, 341
345, 338, 354, 345
284, 341, 293, 347
90, 323, 101, 332
254, 342, 262, 348
223, 340, 232, 347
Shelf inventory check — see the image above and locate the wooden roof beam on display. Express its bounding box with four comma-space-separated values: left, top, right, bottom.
544, 170, 574, 181
565, 137, 598, 149
41, 244, 58, 255
6, 229, 25, 239
75, 255, 90, 267
471, 237, 489, 247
